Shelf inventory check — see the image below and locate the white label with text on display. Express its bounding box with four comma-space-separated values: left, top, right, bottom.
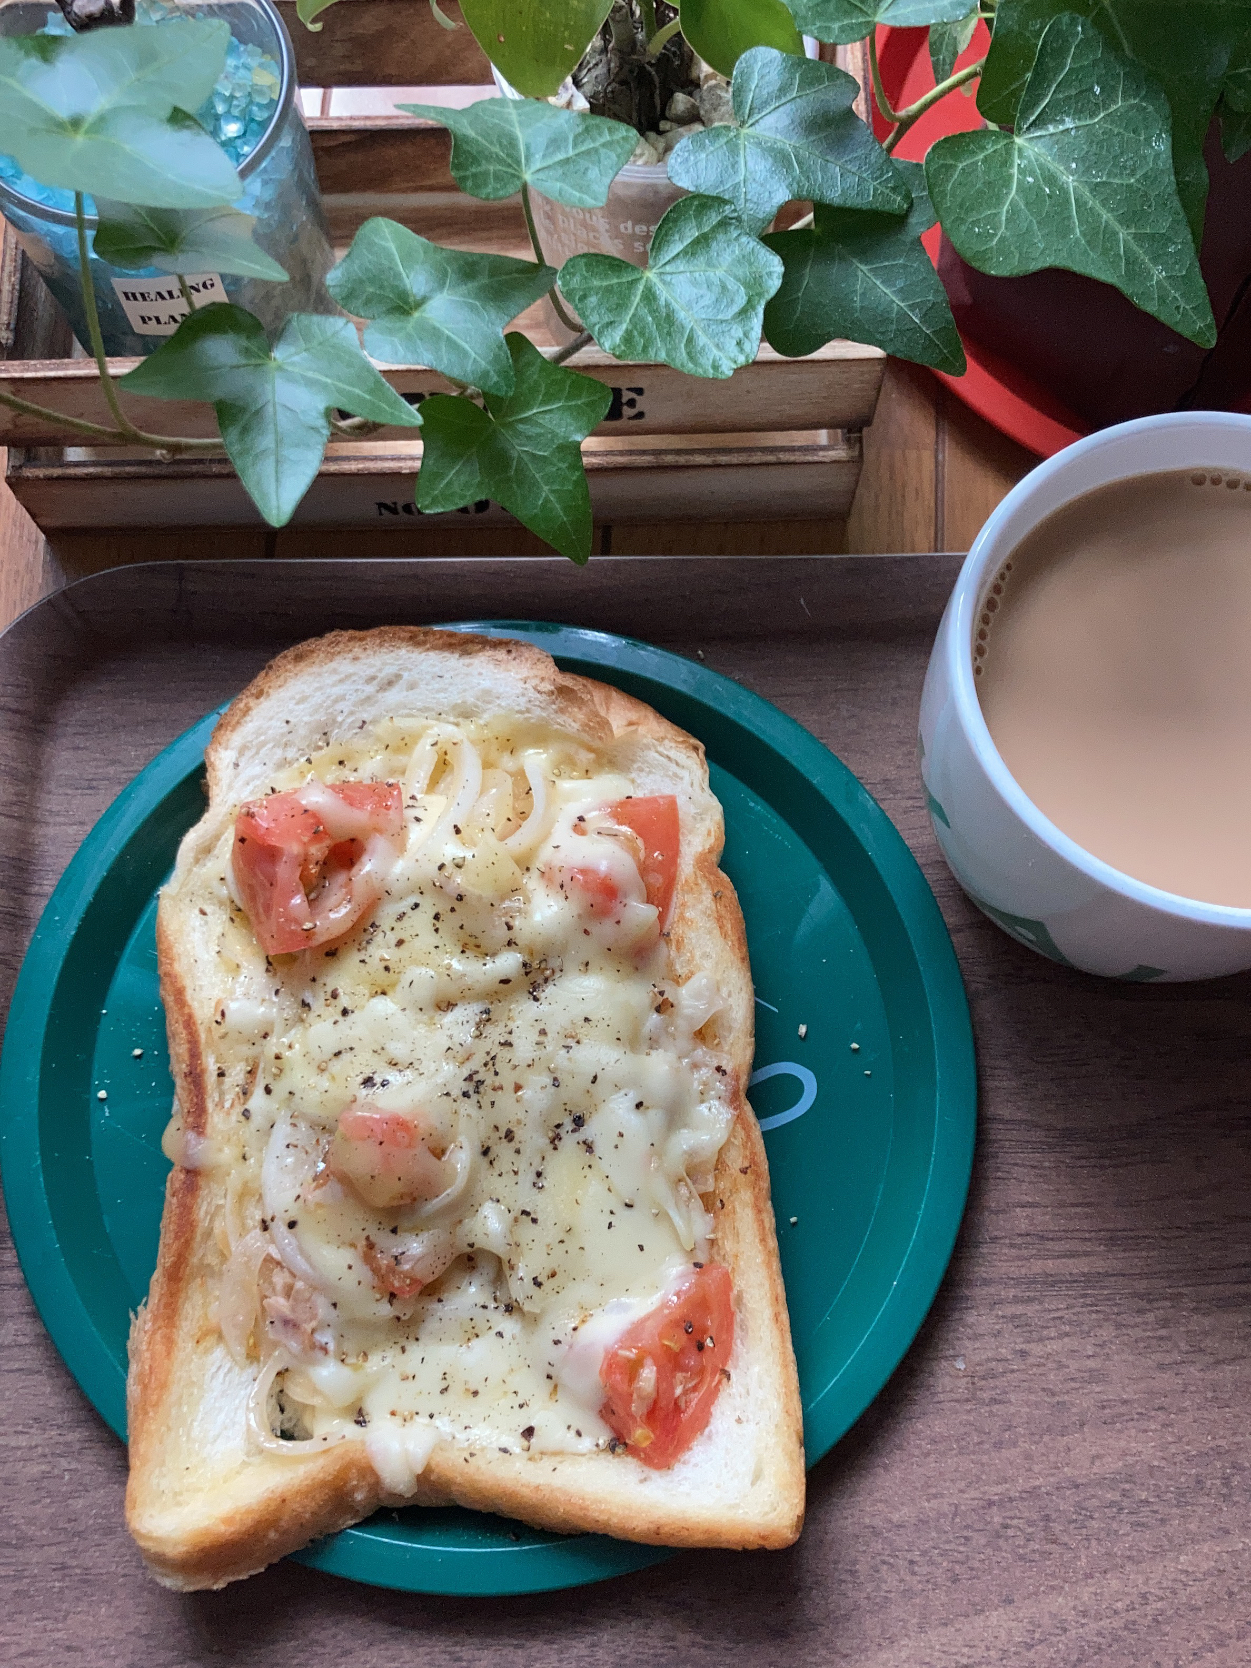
110, 273, 227, 336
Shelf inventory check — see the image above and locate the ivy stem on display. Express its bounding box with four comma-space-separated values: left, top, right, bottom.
521, 179, 586, 336
0, 383, 145, 444
646, 16, 682, 57
550, 330, 592, 366
548, 288, 588, 338
867, 34, 899, 126
177, 273, 194, 310
0, 381, 222, 450
70, 194, 222, 452
330, 414, 383, 437
76, 192, 134, 438
787, 209, 814, 231
639, 0, 658, 43
885, 57, 986, 153
520, 178, 545, 265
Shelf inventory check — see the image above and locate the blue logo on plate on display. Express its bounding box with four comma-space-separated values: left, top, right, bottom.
749, 1061, 817, 1132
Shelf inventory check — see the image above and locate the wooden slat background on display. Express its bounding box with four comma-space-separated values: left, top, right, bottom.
278, 0, 490, 87
0, 360, 1037, 626
0, 344, 885, 446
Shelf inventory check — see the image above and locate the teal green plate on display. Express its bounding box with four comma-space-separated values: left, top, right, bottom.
0, 621, 975, 1596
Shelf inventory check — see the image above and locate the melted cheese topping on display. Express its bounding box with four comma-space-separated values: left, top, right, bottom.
173, 716, 736, 1482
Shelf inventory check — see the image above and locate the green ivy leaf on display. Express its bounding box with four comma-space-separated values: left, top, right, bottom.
398, 97, 637, 206
459, 0, 614, 98
559, 194, 783, 377
929, 6, 979, 85
1225, 24, 1251, 110
788, 0, 977, 47
296, 0, 342, 31
1220, 94, 1251, 163
927, 14, 1216, 349
0, 23, 241, 208
417, 333, 611, 563
677, 0, 805, 79
763, 161, 965, 372
326, 218, 556, 396
667, 47, 907, 235
978, 0, 1250, 246
121, 307, 423, 527
93, 202, 289, 281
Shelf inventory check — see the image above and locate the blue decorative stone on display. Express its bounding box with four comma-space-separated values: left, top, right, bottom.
0, 0, 334, 356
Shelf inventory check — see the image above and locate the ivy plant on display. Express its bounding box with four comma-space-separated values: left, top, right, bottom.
0, 0, 1240, 562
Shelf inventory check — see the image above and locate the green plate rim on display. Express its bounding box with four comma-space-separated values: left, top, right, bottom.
0, 619, 975, 1596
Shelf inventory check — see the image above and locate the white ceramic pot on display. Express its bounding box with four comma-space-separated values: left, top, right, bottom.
491, 67, 685, 336
920, 410, 1251, 982
491, 67, 684, 268
492, 31, 819, 270
527, 155, 684, 268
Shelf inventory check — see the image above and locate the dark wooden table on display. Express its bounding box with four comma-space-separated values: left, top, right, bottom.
2, 553, 1250, 1667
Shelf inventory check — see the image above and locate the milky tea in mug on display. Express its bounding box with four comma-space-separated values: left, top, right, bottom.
974, 467, 1251, 909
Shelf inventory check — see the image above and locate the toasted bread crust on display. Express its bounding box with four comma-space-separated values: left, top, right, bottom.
126, 629, 804, 1589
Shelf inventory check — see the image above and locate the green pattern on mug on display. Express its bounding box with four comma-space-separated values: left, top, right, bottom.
968, 893, 1170, 980
918, 736, 952, 828
969, 896, 1076, 967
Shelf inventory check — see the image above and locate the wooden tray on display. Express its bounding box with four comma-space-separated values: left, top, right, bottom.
0, 4, 884, 533
3, 553, 1250, 1661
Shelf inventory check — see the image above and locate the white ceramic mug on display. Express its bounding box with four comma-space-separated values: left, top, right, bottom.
920, 411, 1251, 981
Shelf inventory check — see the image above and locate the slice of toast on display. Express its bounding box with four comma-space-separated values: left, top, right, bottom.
125, 628, 804, 1589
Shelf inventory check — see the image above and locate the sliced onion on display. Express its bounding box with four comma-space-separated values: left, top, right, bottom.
391, 1227, 459, 1288
266, 1218, 324, 1292
352, 830, 400, 902
403, 726, 446, 800
399, 1142, 473, 1227
245, 1351, 351, 1458
218, 1227, 277, 1366
261, 1115, 331, 1291
404, 726, 482, 858
223, 1169, 249, 1254
471, 768, 516, 839
297, 780, 388, 842
502, 752, 550, 855
299, 829, 400, 947
423, 732, 482, 853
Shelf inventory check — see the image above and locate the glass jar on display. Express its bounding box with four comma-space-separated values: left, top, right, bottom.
0, 0, 334, 355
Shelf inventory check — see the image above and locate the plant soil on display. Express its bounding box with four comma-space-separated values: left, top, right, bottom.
573, 1, 699, 137
55, 0, 134, 28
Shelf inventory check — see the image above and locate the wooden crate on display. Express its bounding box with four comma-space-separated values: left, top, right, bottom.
0, 4, 884, 534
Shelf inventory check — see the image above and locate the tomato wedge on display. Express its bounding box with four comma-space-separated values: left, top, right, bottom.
232, 781, 402, 955
327, 1103, 446, 1210
606, 795, 680, 926
599, 1263, 734, 1469
565, 865, 626, 919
